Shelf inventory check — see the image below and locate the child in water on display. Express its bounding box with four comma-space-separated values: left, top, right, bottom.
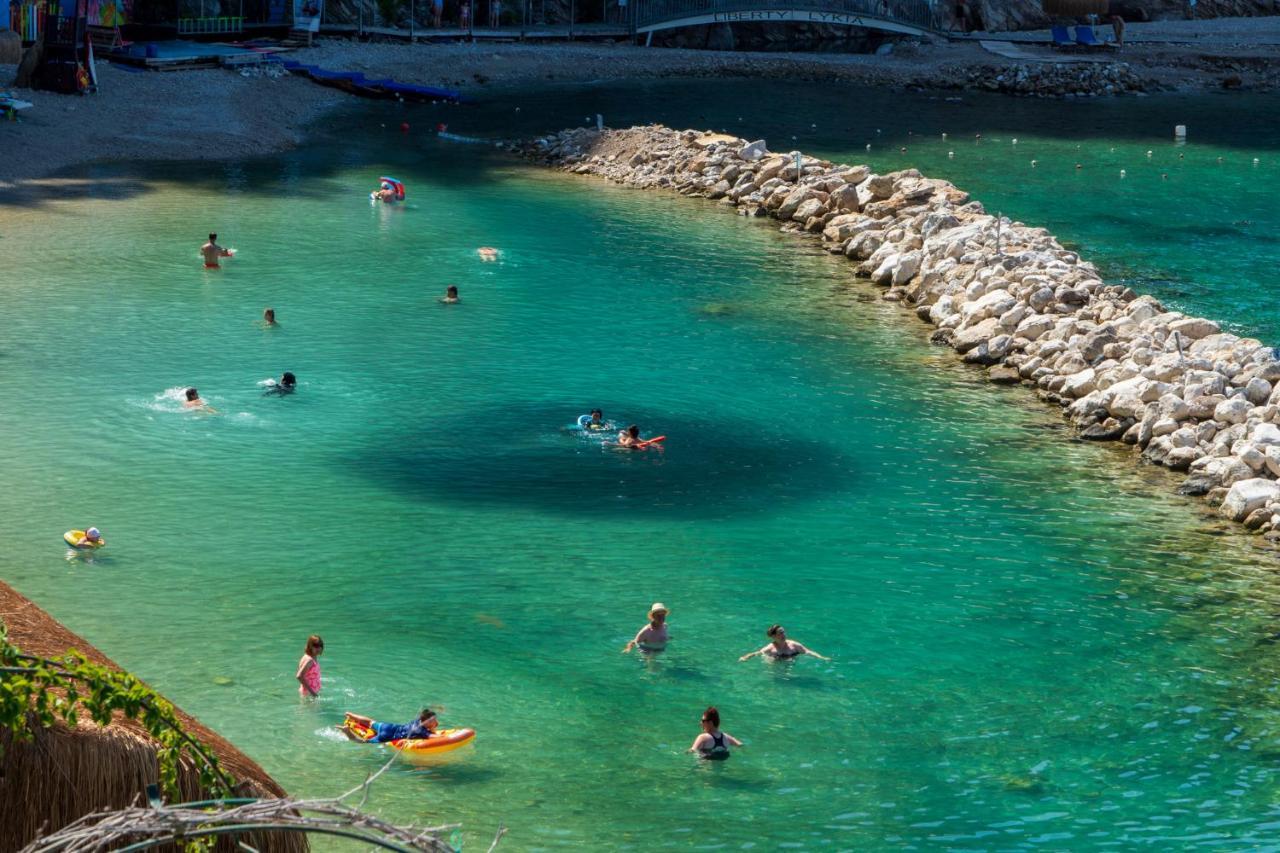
296, 635, 324, 698
441, 285, 460, 304
342, 708, 438, 742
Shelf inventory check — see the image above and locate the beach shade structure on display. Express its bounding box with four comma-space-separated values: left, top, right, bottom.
0, 581, 306, 853
1041, 0, 1108, 15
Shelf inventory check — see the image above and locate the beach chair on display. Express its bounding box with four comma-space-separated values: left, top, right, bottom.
1074, 25, 1108, 47
1051, 25, 1073, 47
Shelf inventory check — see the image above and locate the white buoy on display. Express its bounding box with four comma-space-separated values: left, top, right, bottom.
866, 144, 872, 151
942, 132, 948, 139
1031, 160, 1037, 167
1120, 169, 1126, 178
1012, 138, 1018, 145
1175, 124, 1187, 139
1254, 158, 1261, 166
1146, 150, 1153, 157
948, 151, 955, 159
877, 128, 882, 134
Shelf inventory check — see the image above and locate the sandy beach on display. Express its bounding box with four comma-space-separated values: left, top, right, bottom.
4, 24, 1280, 188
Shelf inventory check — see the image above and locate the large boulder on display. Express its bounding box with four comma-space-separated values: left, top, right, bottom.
1214, 397, 1254, 425
739, 140, 768, 161
952, 317, 1002, 354
1169, 317, 1221, 341
1220, 478, 1280, 522
1062, 368, 1098, 398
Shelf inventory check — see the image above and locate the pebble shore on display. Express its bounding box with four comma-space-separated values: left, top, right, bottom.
517, 124, 1280, 536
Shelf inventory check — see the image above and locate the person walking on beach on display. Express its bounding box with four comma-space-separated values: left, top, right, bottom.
296, 634, 324, 698
200, 233, 233, 268
622, 602, 669, 652
688, 706, 741, 760
739, 624, 830, 662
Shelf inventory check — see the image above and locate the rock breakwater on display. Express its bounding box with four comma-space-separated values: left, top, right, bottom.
516, 125, 1280, 537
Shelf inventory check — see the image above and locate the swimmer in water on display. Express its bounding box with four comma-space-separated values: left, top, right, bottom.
622, 602, 669, 653
586, 408, 607, 431
263, 307, 277, 326
200, 233, 233, 269
618, 424, 642, 448
441, 285, 460, 304
74, 527, 103, 547
263, 372, 297, 396
183, 387, 213, 411
477, 247, 498, 261
739, 625, 830, 662
688, 707, 741, 760
373, 181, 399, 203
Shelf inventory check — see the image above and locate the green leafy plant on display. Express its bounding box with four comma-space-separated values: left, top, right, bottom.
0, 621, 233, 801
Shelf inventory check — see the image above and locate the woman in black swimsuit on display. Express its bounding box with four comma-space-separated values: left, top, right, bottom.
688, 706, 742, 760
739, 624, 830, 662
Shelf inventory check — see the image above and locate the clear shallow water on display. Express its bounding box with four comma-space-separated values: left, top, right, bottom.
2, 84, 1280, 849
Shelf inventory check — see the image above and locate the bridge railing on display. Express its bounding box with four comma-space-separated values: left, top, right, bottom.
633, 0, 941, 33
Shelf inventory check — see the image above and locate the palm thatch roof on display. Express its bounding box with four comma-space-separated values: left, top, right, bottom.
0, 580, 307, 852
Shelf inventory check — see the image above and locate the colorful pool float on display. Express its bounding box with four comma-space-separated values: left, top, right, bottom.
343, 720, 475, 760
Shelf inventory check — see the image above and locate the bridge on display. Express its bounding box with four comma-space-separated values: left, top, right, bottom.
632, 0, 943, 37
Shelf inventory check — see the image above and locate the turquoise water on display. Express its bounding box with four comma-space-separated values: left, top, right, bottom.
3, 84, 1280, 849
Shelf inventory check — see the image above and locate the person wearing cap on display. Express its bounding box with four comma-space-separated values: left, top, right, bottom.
739, 625, 830, 662
75, 527, 103, 547
373, 181, 398, 203
622, 603, 669, 653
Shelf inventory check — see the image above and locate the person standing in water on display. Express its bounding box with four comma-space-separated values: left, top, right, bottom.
200, 233, 233, 268
688, 706, 742, 760
622, 602, 669, 653
296, 634, 324, 698
739, 624, 830, 661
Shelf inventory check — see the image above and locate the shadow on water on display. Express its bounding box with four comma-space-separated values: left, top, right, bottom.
353, 402, 851, 519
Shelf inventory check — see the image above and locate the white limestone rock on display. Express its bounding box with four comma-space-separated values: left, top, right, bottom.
1220, 478, 1280, 521
1214, 398, 1254, 425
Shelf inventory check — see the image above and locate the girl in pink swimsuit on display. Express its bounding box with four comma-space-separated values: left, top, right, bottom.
296, 634, 324, 698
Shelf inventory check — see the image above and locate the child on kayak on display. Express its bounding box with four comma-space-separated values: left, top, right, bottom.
342, 708, 438, 742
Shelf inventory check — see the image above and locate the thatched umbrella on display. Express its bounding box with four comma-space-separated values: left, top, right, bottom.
0, 581, 307, 853
1041, 0, 1109, 16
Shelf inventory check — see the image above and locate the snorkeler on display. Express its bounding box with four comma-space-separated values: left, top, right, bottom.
622, 602, 669, 653
341, 709, 438, 742
263, 372, 297, 396
441, 285, 460, 304
739, 625, 830, 662
687, 707, 742, 760
200, 233, 233, 268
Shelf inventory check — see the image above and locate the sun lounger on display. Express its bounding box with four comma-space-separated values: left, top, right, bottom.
1051, 25, 1073, 47
1074, 25, 1110, 47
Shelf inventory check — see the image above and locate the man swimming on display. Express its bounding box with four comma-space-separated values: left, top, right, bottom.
618, 424, 642, 448
263, 372, 296, 396
200, 233, 233, 268
441, 285, 460, 304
